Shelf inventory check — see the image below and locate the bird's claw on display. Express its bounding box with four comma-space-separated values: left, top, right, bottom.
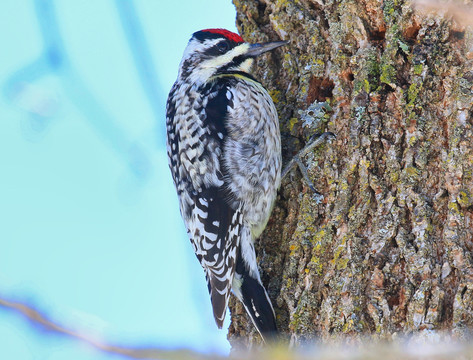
282, 131, 335, 194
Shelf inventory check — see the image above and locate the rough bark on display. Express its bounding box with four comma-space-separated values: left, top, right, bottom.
228, 0, 473, 347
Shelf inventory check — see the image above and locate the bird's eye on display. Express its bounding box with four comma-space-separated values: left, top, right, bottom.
217, 41, 229, 53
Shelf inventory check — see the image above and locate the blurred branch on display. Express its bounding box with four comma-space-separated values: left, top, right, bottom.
0, 296, 223, 360
2, 295, 473, 359
115, 1, 166, 146
3, 0, 151, 180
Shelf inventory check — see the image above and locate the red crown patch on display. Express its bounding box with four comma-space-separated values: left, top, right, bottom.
201, 28, 244, 43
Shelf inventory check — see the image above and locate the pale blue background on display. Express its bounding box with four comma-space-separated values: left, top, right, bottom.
0, 0, 237, 358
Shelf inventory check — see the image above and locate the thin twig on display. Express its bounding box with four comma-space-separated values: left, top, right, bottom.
0, 297, 224, 360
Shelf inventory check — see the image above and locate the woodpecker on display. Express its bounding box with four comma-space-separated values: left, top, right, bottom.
166, 29, 286, 340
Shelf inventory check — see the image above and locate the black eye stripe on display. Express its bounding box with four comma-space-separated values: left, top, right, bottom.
203, 40, 233, 56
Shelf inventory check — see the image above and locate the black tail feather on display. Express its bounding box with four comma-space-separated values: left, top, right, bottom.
235, 249, 278, 341
240, 274, 278, 340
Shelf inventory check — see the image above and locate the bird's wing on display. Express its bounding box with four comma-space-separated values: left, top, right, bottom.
189, 188, 242, 327
166, 80, 240, 327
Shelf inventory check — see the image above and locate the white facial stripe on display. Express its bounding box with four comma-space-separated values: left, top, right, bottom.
200, 43, 251, 70
233, 58, 254, 73
203, 38, 224, 48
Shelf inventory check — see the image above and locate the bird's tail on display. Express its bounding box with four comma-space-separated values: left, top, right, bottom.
233, 239, 278, 342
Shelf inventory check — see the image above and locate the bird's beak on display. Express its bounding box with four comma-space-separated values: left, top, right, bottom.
246, 40, 288, 57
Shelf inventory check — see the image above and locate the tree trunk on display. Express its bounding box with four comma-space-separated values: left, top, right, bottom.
228, 0, 473, 347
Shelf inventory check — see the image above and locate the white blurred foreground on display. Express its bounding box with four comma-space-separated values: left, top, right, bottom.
2, 296, 473, 360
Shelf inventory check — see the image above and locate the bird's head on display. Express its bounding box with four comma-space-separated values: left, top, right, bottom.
178, 28, 287, 85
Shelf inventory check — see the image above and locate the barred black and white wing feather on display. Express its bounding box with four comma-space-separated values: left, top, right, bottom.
189, 189, 243, 327
167, 81, 239, 327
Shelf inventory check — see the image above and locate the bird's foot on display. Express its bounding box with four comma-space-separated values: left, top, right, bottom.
282, 132, 336, 195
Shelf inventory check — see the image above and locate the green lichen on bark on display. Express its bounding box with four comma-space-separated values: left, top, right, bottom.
229, 0, 473, 347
